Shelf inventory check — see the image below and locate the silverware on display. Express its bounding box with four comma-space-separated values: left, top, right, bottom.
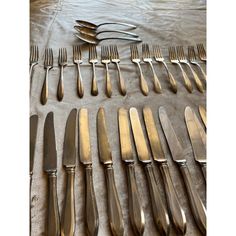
43, 112, 60, 236
89, 45, 98, 96
41, 48, 53, 105
30, 45, 39, 92
129, 107, 170, 235
159, 107, 206, 235
143, 107, 186, 235
153, 45, 177, 93
79, 108, 99, 236
142, 44, 162, 93
97, 107, 124, 236
199, 106, 206, 128
61, 109, 77, 236
197, 44, 206, 62
118, 108, 145, 235
130, 44, 149, 96
110, 45, 126, 96
73, 45, 84, 98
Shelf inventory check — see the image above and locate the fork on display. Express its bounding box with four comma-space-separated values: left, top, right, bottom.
73, 45, 84, 98
30, 45, 39, 92
169, 46, 193, 93
130, 44, 149, 96
176, 46, 204, 93
89, 45, 98, 96
101, 46, 112, 98
110, 45, 126, 96
197, 44, 206, 62
188, 46, 206, 81
40, 48, 53, 105
142, 44, 162, 93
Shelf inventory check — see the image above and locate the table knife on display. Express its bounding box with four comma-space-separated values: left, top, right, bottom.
185, 107, 206, 180
129, 107, 170, 236
43, 112, 60, 236
143, 106, 186, 235
118, 108, 145, 235
159, 107, 206, 235
199, 106, 206, 128
79, 108, 99, 236
97, 107, 124, 236
61, 109, 77, 236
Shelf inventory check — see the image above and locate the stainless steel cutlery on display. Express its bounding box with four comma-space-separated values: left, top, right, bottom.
30, 45, 39, 92
89, 45, 99, 96
199, 105, 206, 128
197, 44, 207, 62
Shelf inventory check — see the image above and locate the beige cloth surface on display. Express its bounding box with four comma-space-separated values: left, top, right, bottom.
30, 0, 206, 235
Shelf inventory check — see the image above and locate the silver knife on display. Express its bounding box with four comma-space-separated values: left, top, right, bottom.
199, 105, 206, 128
159, 106, 206, 235
79, 108, 99, 236
43, 112, 60, 236
97, 107, 124, 236
129, 107, 170, 236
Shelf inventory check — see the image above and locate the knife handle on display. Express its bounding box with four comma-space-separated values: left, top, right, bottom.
179, 163, 206, 235
85, 165, 99, 236
200, 163, 207, 181
61, 167, 75, 236
105, 164, 124, 236
126, 163, 145, 235
160, 163, 186, 235
46, 172, 60, 236
145, 164, 170, 235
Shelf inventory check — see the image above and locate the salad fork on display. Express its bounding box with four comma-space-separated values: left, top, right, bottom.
89, 45, 98, 96
30, 45, 39, 93
197, 44, 206, 62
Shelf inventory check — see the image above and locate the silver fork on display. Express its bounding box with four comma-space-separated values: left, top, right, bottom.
73, 45, 84, 98
30, 45, 39, 77
41, 48, 53, 105
101, 46, 112, 98
130, 44, 149, 96
197, 44, 206, 62
188, 46, 206, 81
110, 45, 126, 96
142, 44, 162, 93
89, 45, 98, 96
176, 46, 204, 93
169, 46, 193, 93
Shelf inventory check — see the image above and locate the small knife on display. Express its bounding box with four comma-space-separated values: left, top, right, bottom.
61, 109, 77, 236
97, 107, 124, 236
79, 108, 99, 236
143, 106, 186, 235
118, 108, 145, 235
129, 107, 170, 236
43, 112, 60, 236
199, 105, 206, 128
159, 106, 206, 235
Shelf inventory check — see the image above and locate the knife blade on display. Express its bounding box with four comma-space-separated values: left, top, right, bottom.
30, 114, 38, 176
199, 105, 206, 128
193, 109, 206, 146
159, 106, 206, 235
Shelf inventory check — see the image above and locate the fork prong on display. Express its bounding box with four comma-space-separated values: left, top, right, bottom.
44, 48, 48, 66
64, 48, 67, 62
114, 45, 119, 59
157, 46, 162, 58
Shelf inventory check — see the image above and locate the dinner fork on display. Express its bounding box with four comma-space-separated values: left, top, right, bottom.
101, 46, 112, 98
197, 44, 206, 62
142, 44, 162, 93
176, 46, 204, 93
110, 45, 126, 96
168, 46, 193, 93
40, 48, 53, 105
30, 45, 39, 77
130, 44, 149, 96
89, 45, 98, 96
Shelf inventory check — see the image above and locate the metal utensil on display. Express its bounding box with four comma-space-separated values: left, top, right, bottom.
89, 45, 98, 96
199, 106, 206, 128
30, 45, 39, 92
197, 44, 206, 62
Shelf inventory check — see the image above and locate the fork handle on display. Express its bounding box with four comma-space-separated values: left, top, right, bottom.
41, 68, 49, 105
187, 64, 204, 93
196, 64, 207, 81
136, 63, 149, 96
177, 63, 193, 93
148, 62, 162, 93
105, 63, 112, 98
115, 63, 126, 96
57, 66, 64, 101
91, 63, 98, 96
77, 64, 84, 98
162, 62, 178, 93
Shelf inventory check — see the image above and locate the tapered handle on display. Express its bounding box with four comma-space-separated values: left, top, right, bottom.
41, 69, 49, 105
197, 65, 207, 81
188, 65, 204, 93
200, 163, 206, 181
116, 63, 126, 96
178, 65, 193, 93
77, 64, 84, 98
57, 67, 64, 101
91, 63, 98, 96
105, 64, 112, 98
98, 22, 136, 29
167, 71, 178, 93
137, 63, 149, 96
179, 163, 206, 235
148, 62, 162, 93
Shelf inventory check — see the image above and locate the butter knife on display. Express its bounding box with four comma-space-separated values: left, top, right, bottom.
159, 107, 206, 235
43, 112, 60, 236
199, 106, 206, 129
97, 107, 124, 236
79, 108, 99, 236
143, 106, 186, 235
118, 108, 145, 235
129, 107, 170, 235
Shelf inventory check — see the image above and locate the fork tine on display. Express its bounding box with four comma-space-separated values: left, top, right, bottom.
146, 44, 150, 58
94, 45, 97, 59
50, 48, 53, 65
157, 46, 162, 58
36, 46, 39, 61
64, 48, 67, 62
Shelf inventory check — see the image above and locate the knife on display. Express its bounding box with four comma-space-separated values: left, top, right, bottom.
159, 106, 206, 235
79, 108, 99, 236
43, 112, 60, 236
199, 106, 206, 129
97, 107, 124, 236
129, 107, 170, 236
185, 106, 206, 180
143, 106, 186, 235
61, 109, 77, 236
118, 108, 145, 235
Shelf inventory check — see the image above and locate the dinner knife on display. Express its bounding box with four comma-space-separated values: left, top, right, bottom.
143, 106, 186, 235
129, 107, 170, 236
61, 109, 77, 236
199, 105, 206, 128
97, 107, 124, 236
185, 106, 206, 180
43, 112, 60, 236
118, 108, 145, 235
79, 108, 99, 236
159, 106, 206, 235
